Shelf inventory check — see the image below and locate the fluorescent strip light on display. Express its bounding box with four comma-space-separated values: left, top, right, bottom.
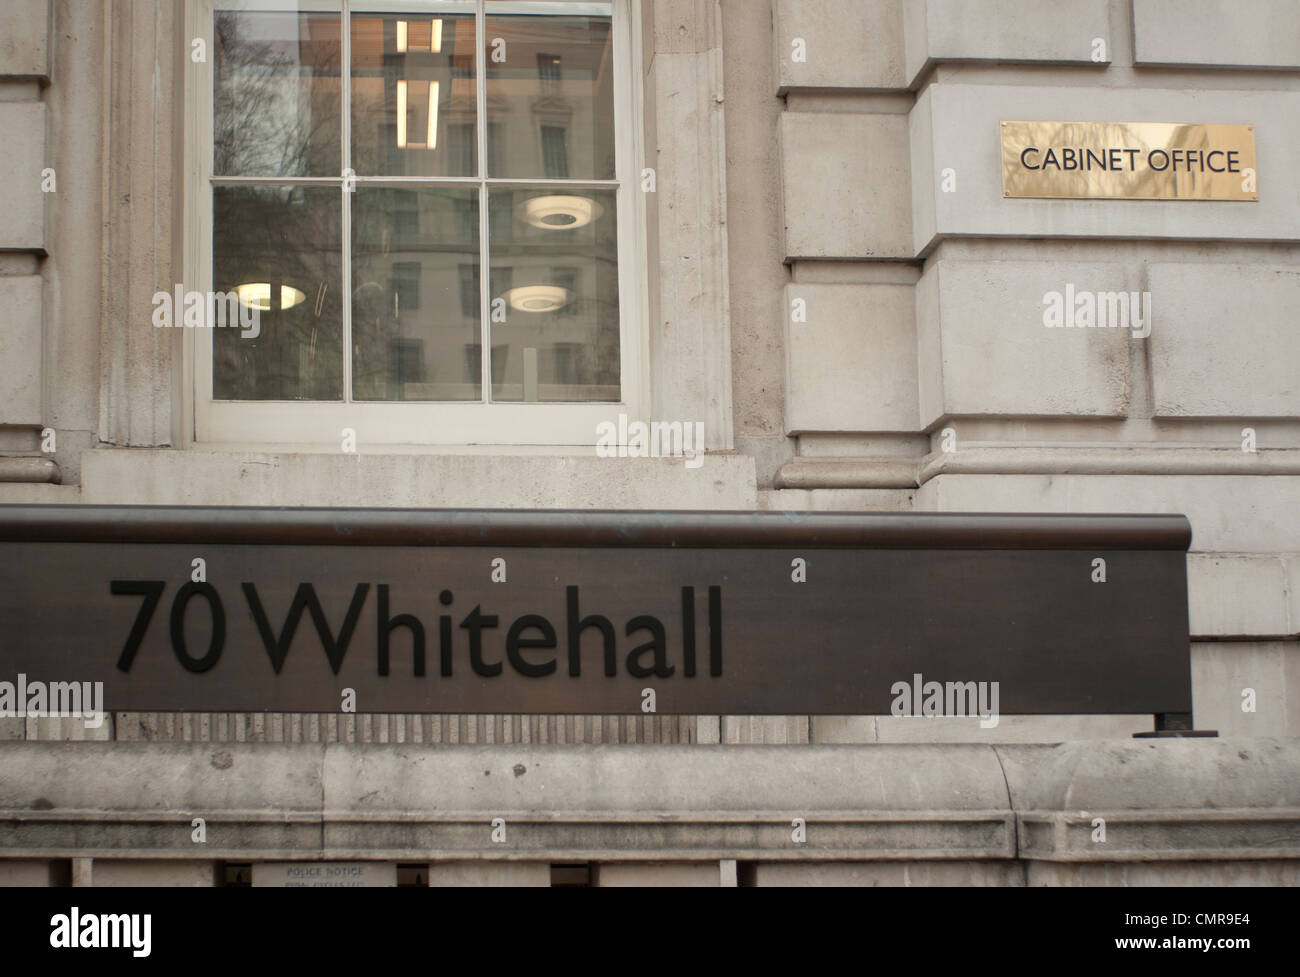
427, 81, 438, 148
396, 80, 408, 148
398, 18, 440, 54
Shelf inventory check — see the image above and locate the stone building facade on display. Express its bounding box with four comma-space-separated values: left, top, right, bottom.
0, 0, 1297, 885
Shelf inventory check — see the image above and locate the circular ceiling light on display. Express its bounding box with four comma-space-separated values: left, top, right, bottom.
504, 285, 570, 313
520, 195, 603, 230
235, 282, 307, 312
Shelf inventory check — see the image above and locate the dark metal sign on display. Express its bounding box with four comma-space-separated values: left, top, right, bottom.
0, 507, 1192, 716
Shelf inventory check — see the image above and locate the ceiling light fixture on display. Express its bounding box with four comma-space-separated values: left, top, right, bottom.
520, 194, 603, 230
505, 285, 570, 313
235, 283, 306, 312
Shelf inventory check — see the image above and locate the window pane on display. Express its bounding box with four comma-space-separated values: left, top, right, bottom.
484, 12, 614, 179
488, 187, 619, 401
214, 9, 342, 177
213, 186, 343, 400
352, 187, 482, 401
350, 7, 477, 177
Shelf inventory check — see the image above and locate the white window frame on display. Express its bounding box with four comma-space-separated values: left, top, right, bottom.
183, 0, 648, 446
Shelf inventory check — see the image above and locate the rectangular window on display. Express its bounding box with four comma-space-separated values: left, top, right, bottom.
191, 0, 644, 445
541, 124, 569, 178
391, 260, 422, 311
537, 52, 562, 93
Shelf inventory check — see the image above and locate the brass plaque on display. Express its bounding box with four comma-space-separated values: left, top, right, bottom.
1001, 121, 1257, 200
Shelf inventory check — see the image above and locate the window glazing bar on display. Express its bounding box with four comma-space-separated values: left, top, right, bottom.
477, 0, 491, 405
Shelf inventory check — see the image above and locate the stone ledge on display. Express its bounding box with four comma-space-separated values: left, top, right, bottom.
79, 448, 758, 509
775, 448, 1300, 492
1019, 810, 1300, 861
317, 815, 1015, 861
999, 738, 1299, 810
0, 740, 1296, 863
0, 457, 60, 484
919, 448, 1300, 482
914, 474, 1300, 553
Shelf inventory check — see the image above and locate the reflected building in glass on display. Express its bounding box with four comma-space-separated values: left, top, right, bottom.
212, 3, 620, 406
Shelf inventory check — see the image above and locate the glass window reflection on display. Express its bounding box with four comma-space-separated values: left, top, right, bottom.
210, 3, 622, 408
484, 14, 614, 179
214, 10, 342, 177
213, 185, 343, 400
350, 11, 478, 177
352, 187, 481, 401
488, 187, 619, 402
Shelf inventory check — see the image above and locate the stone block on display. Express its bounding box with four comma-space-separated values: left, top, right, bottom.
1187, 555, 1290, 637
784, 283, 918, 433
903, 0, 1110, 84
1191, 641, 1295, 738
1133, 0, 1300, 69
722, 715, 809, 743
1148, 264, 1300, 418
773, 0, 905, 91
0, 0, 49, 78
780, 112, 912, 259
916, 259, 1132, 426
0, 105, 45, 251
912, 84, 1300, 253
0, 276, 42, 425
